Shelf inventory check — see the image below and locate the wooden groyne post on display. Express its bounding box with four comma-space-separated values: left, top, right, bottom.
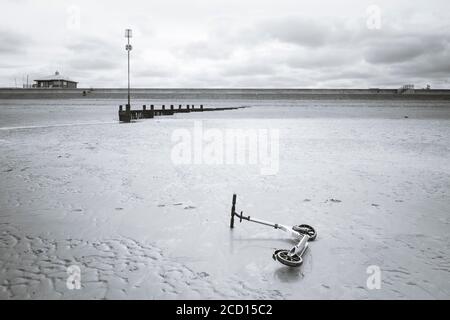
142, 105, 154, 118
118, 104, 132, 122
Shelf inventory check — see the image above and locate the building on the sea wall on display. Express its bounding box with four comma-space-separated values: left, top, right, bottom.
397, 84, 415, 94
33, 71, 78, 88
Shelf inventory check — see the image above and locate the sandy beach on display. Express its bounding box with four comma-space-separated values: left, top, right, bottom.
1, 98, 449, 299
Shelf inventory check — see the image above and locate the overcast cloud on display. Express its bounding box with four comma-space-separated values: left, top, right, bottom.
0, 0, 449, 88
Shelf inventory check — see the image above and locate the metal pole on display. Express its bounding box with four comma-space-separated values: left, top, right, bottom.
127, 35, 130, 107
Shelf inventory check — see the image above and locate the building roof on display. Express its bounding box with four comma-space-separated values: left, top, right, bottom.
34, 71, 78, 83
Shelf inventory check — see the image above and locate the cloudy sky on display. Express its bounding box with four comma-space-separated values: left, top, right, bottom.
1, 0, 449, 88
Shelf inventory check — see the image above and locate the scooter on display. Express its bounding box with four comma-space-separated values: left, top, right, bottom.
229, 194, 317, 267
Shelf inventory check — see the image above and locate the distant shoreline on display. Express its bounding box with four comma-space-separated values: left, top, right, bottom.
1, 88, 450, 100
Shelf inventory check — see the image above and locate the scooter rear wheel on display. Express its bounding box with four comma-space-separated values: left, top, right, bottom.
292, 224, 317, 241
273, 249, 303, 267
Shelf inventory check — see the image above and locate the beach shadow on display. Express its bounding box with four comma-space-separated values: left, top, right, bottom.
228, 232, 298, 253
229, 233, 306, 282
228, 230, 314, 282
274, 265, 304, 282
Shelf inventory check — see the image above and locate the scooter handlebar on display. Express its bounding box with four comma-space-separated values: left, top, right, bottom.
230, 194, 237, 228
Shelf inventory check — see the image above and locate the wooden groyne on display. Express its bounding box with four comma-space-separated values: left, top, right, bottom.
118, 104, 246, 122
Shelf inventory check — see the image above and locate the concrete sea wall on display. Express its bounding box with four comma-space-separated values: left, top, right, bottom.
0, 88, 450, 100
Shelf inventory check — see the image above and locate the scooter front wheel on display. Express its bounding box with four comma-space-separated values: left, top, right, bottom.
273, 249, 303, 267
292, 224, 317, 241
